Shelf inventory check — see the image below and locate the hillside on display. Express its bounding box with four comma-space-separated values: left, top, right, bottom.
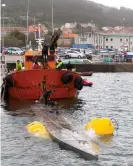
1, 0, 133, 27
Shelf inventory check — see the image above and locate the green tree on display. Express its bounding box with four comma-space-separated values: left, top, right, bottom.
4, 36, 24, 47
4, 31, 38, 47
29, 33, 36, 45
9, 30, 26, 43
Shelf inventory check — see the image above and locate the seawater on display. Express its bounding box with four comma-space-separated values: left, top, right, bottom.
1, 73, 133, 166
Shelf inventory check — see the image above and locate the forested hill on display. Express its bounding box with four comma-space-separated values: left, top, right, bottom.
2, 0, 133, 27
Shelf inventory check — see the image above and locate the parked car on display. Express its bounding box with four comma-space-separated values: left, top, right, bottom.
57, 51, 66, 58
85, 49, 93, 54
21, 47, 27, 52
5, 47, 24, 55
64, 50, 85, 59
70, 48, 85, 54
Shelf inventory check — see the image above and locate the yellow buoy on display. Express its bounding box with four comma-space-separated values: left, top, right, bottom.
85, 118, 114, 136
26, 121, 50, 138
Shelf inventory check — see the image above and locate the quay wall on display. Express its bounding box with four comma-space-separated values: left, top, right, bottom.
74, 63, 133, 72
6, 63, 133, 72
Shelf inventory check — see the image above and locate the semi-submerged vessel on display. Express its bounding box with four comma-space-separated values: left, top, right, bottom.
36, 109, 99, 160
1, 29, 83, 100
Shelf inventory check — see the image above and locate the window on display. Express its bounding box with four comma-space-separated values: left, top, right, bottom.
126, 39, 128, 42
111, 46, 113, 48
16, 48, 21, 51
106, 46, 108, 48
106, 38, 108, 41
67, 51, 72, 53
89, 33, 91, 37
110, 38, 113, 41
80, 37, 87, 42
120, 38, 122, 42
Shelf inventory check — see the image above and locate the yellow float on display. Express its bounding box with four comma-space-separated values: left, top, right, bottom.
85, 118, 114, 136
26, 121, 50, 138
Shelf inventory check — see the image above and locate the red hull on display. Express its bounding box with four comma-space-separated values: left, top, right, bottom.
7, 69, 81, 100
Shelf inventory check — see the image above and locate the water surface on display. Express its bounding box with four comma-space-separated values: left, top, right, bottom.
1, 73, 133, 166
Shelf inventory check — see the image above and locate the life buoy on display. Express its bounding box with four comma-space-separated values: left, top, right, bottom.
74, 77, 83, 90
61, 73, 73, 84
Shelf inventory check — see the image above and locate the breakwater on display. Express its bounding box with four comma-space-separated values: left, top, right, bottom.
74, 63, 133, 72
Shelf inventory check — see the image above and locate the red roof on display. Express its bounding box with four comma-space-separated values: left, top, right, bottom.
61, 33, 77, 38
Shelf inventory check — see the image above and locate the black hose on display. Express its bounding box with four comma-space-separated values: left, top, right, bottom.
1, 84, 4, 99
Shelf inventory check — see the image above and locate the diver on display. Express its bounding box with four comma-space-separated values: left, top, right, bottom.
40, 90, 56, 106
40, 90, 60, 114
43, 90, 53, 105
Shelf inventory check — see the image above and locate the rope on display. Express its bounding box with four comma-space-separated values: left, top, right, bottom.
110, 118, 119, 131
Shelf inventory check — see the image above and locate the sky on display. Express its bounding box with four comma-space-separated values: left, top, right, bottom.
92, 0, 133, 9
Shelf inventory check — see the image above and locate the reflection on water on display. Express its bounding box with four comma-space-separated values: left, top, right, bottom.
1, 100, 35, 117
1, 97, 85, 117
98, 135, 114, 144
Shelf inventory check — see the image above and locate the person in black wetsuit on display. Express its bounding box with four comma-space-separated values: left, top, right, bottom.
42, 90, 60, 114
42, 90, 53, 105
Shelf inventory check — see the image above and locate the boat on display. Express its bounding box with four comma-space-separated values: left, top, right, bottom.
80, 71, 93, 76
38, 109, 99, 160
83, 79, 93, 87
1, 29, 83, 100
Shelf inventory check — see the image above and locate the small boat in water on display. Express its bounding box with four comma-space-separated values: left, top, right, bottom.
81, 71, 93, 76
83, 79, 93, 87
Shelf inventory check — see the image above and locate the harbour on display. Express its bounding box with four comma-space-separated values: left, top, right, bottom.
1, 0, 133, 165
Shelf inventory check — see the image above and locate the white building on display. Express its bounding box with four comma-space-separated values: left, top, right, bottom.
100, 33, 133, 51
75, 33, 94, 44
75, 33, 133, 51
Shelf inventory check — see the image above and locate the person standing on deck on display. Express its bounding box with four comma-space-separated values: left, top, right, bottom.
42, 45, 48, 63
16, 60, 22, 71
56, 58, 63, 69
